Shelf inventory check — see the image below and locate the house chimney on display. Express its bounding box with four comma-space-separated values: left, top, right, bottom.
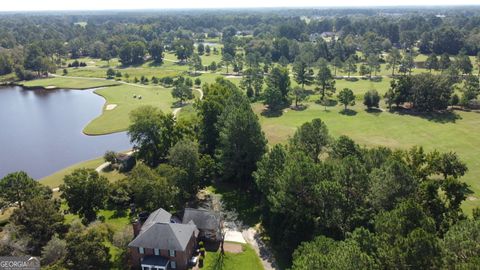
132, 211, 149, 237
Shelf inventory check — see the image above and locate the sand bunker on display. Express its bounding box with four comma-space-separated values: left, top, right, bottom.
105, 104, 117, 110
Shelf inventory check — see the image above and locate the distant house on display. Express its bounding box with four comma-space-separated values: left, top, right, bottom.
116, 153, 135, 172
320, 31, 335, 38
309, 32, 339, 42
129, 208, 199, 270
235, 30, 253, 36
182, 208, 222, 242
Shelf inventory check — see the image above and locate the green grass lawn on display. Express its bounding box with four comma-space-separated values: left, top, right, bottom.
254, 100, 480, 214
176, 104, 198, 122
39, 156, 127, 188
84, 84, 176, 135
0, 72, 17, 82
21, 77, 121, 89
203, 243, 263, 270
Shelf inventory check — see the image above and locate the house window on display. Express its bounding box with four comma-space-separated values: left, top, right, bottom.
154, 248, 160, 256
170, 261, 176, 269
139, 247, 144, 254
142, 266, 150, 270
169, 250, 176, 257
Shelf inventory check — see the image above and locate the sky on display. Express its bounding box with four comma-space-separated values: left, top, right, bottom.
1, 0, 479, 11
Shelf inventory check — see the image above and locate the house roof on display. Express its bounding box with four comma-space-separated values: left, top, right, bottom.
140, 208, 172, 234
116, 153, 132, 161
129, 222, 198, 251
182, 208, 220, 231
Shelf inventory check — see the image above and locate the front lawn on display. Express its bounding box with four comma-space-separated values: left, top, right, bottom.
203, 243, 263, 270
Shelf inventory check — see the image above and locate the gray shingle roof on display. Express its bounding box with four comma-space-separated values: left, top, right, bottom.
140, 208, 172, 234
129, 222, 197, 251
182, 208, 220, 231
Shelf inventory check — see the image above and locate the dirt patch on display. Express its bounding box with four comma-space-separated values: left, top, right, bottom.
467, 196, 478, 201
223, 242, 243, 254
45, 86, 57, 90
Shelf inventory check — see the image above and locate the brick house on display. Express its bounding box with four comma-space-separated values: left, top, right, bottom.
128, 208, 199, 270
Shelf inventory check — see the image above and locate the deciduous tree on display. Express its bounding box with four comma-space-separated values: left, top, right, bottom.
128, 106, 185, 166
172, 83, 193, 104
64, 228, 111, 270
60, 169, 109, 223
149, 39, 164, 64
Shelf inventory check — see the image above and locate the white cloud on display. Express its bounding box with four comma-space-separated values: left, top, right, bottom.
1, 0, 479, 11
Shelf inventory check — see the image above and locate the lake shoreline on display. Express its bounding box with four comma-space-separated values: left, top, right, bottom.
0, 85, 132, 179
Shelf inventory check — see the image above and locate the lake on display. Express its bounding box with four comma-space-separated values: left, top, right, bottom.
0, 86, 131, 179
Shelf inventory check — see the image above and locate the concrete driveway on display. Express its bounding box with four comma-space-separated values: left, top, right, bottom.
224, 230, 246, 244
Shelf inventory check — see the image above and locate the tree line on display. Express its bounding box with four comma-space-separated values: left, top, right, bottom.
2, 8, 480, 82
254, 118, 477, 268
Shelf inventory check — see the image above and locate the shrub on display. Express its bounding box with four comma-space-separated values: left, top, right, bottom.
106, 68, 116, 79
363, 90, 380, 109
195, 78, 201, 86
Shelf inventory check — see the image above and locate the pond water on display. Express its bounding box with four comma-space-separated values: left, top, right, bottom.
0, 86, 131, 179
